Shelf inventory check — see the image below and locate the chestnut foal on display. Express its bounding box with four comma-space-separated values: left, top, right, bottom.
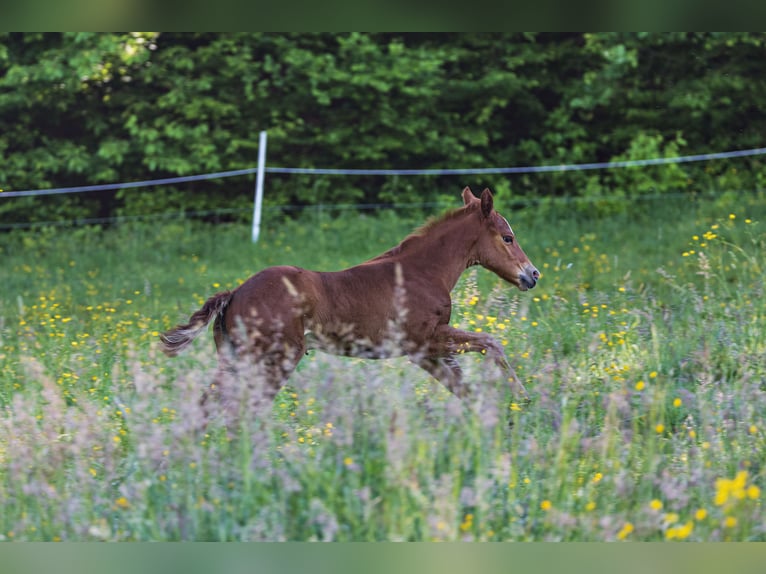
160, 187, 539, 414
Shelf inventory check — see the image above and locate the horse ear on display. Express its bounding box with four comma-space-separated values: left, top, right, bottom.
462, 186, 478, 205
480, 188, 494, 218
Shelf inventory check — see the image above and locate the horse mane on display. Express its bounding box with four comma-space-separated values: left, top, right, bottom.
368, 203, 475, 262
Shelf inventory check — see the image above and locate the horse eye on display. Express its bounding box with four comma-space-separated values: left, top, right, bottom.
503, 235, 514, 244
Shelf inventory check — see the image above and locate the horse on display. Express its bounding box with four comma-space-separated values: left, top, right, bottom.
160, 187, 539, 416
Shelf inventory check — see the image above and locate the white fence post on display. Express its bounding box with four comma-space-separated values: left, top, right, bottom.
252, 130, 268, 243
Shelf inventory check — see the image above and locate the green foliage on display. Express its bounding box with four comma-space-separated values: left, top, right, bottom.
575, 132, 690, 216
2, 33, 766, 226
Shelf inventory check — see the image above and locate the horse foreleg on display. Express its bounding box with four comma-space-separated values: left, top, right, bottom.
413, 355, 468, 397
423, 324, 529, 401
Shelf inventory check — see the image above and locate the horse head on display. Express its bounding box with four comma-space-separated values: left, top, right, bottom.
462, 186, 540, 291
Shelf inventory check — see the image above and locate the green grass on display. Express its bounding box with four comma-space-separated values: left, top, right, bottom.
0, 193, 764, 541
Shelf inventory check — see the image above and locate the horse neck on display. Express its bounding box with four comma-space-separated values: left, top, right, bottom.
393, 213, 479, 291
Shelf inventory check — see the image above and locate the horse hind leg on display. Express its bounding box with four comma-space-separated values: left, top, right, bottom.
217, 334, 306, 428
196, 346, 238, 428
203, 301, 307, 428
254, 339, 306, 404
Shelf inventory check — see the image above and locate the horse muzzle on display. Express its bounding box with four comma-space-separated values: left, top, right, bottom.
518, 265, 540, 290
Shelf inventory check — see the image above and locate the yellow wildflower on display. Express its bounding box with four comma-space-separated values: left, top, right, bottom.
715, 470, 748, 506
616, 522, 634, 540
664, 512, 679, 524
666, 521, 693, 541
460, 514, 474, 532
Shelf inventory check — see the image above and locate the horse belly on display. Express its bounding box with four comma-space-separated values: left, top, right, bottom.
299, 265, 420, 359
303, 314, 403, 359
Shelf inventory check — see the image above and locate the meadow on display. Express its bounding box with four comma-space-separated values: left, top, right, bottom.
0, 190, 764, 541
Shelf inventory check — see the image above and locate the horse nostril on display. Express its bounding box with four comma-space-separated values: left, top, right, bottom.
532, 268, 540, 280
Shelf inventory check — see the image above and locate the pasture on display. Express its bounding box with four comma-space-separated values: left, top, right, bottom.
0, 191, 764, 541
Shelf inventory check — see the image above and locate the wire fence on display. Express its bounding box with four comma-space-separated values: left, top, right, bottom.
3, 145, 766, 199
2, 143, 765, 230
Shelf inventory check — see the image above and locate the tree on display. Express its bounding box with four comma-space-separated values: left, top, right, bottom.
2, 33, 764, 227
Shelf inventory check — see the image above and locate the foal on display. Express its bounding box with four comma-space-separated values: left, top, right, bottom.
160, 187, 539, 412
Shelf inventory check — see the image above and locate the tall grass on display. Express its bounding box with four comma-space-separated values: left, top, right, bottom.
0, 193, 764, 541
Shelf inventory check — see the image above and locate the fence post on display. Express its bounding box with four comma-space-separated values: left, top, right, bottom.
252, 130, 268, 243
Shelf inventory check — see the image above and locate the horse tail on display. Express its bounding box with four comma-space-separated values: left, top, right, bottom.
159, 291, 233, 356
